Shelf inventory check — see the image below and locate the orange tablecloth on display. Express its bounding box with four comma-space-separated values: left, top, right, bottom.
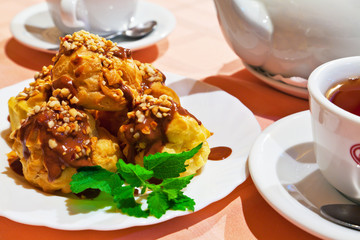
0, 0, 316, 239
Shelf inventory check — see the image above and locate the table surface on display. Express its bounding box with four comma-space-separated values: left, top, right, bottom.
0, 0, 318, 239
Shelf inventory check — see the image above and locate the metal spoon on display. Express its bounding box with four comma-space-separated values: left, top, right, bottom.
46, 20, 157, 51
101, 20, 157, 39
320, 204, 360, 230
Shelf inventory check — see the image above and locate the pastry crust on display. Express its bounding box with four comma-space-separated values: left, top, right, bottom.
91, 127, 123, 173
10, 101, 122, 193
52, 31, 143, 111
11, 97, 98, 193
118, 94, 211, 176
8, 65, 53, 131
164, 113, 211, 176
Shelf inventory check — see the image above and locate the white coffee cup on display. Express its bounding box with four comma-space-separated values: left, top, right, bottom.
308, 56, 360, 202
46, 0, 138, 35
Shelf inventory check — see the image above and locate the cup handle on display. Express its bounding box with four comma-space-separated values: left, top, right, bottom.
60, 0, 85, 28
231, 0, 273, 41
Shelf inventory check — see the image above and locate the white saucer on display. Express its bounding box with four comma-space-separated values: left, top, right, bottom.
244, 63, 309, 100
10, 1, 176, 53
249, 110, 360, 239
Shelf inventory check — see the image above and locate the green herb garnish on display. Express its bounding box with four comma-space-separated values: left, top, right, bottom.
70, 143, 202, 218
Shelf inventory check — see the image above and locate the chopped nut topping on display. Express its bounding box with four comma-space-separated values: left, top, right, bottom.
75, 146, 82, 153
48, 99, 60, 108
60, 88, 71, 97
52, 89, 61, 97
33, 105, 41, 113
141, 126, 150, 135
18, 92, 28, 98
136, 61, 164, 83
139, 142, 146, 149
48, 120, 55, 128
156, 112, 163, 118
135, 110, 145, 123
15, 65, 53, 102
132, 94, 175, 121
48, 139, 58, 149
120, 92, 178, 143
70, 96, 79, 104
55, 30, 132, 64
159, 106, 170, 113
133, 132, 140, 139
69, 108, 78, 118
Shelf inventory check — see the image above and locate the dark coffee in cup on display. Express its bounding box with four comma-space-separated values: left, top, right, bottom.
326, 77, 360, 116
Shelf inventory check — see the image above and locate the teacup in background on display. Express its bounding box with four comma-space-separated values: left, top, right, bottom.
308, 56, 360, 202
47, 0, 138, 35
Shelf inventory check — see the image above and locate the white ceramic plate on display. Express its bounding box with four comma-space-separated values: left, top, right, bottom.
10, 1, 176, 53
244, 63, 309, 100
0, 72, 261, 230
249, 110, 360, 239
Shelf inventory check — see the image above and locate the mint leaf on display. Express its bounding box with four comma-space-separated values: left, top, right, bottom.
144, 143, 203, 179
147, 191, 169, 218
121, 205, 149, 218
70, 166, 123, 195
112, 185, 137, 208
160, 175, 194, 200
113, 185, 149, 218
170, 192, 195, 211
145, 175, 195, 217
116, 159, 153, 187
161, 174, 194, 190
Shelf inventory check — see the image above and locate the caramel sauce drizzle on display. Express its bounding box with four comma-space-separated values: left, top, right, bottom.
209, 146, 232, 160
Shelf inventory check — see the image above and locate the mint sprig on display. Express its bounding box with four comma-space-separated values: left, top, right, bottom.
70, 143, 202, 218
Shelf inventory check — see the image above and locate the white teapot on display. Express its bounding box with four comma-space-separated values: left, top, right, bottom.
214, 0, 360, 79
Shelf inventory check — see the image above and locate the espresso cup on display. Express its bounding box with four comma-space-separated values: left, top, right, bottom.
308, 56, 360, 202
46, 0, 138, 35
